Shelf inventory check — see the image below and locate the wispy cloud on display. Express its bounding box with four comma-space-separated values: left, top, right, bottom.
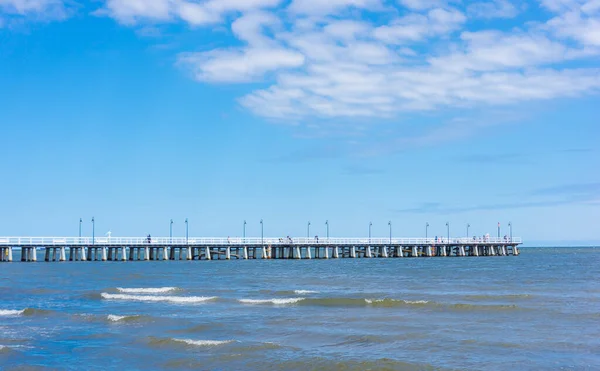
395, 181, 600, 214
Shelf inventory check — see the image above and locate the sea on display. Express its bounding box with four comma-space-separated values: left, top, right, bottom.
1, 247, 599, 370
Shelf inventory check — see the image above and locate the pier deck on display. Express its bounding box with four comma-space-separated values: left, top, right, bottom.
0, 237, 521, 262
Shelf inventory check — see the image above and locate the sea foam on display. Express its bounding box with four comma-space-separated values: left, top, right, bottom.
239, 298, 305, 305
173, 339, 234, 347
116, 287, 179, 294
294, 290, 319, 295
0, 309, 24, 316
101, 293, 216, 303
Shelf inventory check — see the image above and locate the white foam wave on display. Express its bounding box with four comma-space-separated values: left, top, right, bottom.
239, 298, 304, 305
403, 300, 429, 304
174, 339, 234, 347
116, 287, 179, 294
107, 315, 126, 322
101, 293, 216, 303
0, 310, 24, 316
294, 290, 319, 295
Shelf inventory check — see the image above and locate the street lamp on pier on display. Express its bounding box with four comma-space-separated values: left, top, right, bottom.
307, 221, 310, 238
260, 219, 264, 246
467, 223, 470, 238
79, 218, 82, 240
508, 222, 512, 242
497, 222, 500, 239
243, 220, 246, 243
426, 222, 429, 240
170, 219, 173, 244
91, 217, 95, 245
446, 222, 449, 243
369, 222, 372, 243
388, 221, 392, 244
185, 218, 188, 245
325, 220, 329, 240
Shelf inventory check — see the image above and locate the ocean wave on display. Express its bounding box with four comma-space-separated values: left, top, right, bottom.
463, 294, 532, 300
0, 308, 54, 317
101, 293, 216, 304
238, 298, 305, 305
116, 287, 179, 294
173, 339, 235, 347
294, 290, 319, 295
107, 314, 146, 323
147, 336, 234, 348
0, 310, 24, 316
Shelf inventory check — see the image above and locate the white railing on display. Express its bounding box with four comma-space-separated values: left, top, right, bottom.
0, 236, 522, 246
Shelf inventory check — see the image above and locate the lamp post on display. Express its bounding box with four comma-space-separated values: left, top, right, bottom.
243, 220, 246, 243
388, 221, 392, 244
91, 217, 95, 245
260, 219, 263, 246
467, 223, 470, 238
325, 220, 329, 240
508, 222, 512, 242
307, 221, 310, 238
170, 219, 173, 244
185, 218, 188, 245
446, 222, 449, 243
369, 222, 372, 243
497, 222, 500, 239
426, 222, 429, 240
79, 218, 82, 240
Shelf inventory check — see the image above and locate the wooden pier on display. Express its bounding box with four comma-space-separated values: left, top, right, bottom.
0, 237, 521, 262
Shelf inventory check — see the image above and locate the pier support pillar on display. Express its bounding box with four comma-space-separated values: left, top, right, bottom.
243, 247, 248, 259
60, 247, 66, 262
122, 247, 127, 261
411, 246, 418, 257
382, 246, 388, 258
226, 247, 231, 260
396, 246, 403, 257
472, 245, 479, 257
513, 245, 519, 256
458, 246, 466, 257
101, 247, 107, 261
8, 247, 13, 262
323, 246, 329, 259
425, 246, 432, 257
186, 246, 192, 260
333, 246, 339, 258
366, 246, 372, 258
205, 247, 211, 260
439, 245, 446, 257
31, 248, 37, 262
295, 246, 301, 259
162, 247, 169, 260
489, 246, 496, 256
80, 247, 86, 261
350, 246, 356, 258
306, 247, 312, 259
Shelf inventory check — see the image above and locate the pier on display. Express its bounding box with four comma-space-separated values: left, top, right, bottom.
0, 236, 521, 262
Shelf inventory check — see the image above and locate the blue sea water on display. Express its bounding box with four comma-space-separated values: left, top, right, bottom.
1, 247, 599, 370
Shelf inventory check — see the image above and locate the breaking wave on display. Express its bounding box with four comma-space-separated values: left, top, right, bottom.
101, 293, 217, 304
294, 290, 320, 295
116, 287, 180, 294
107, 314, 148, 323
238, 298, 305, 305
0, 308, 55, 317
147, 336, 234, 348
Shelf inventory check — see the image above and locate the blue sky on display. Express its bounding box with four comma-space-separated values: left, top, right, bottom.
0, 0, 599, 244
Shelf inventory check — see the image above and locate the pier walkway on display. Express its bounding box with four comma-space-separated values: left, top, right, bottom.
0, 236, 521, 262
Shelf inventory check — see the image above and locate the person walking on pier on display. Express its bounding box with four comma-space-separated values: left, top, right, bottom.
315, 235, 319, 243
147, 234, 151, 244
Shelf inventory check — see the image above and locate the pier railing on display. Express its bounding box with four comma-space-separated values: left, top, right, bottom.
0, 236, 522, 246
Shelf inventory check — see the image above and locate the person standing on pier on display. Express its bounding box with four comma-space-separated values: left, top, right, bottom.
147, 234, 151, 244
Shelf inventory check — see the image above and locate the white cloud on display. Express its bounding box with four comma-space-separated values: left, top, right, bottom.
99, 0, 283, 26
467, 0, 519, 19
0, 0, 70, 24
373, 7, 466, 43
93, 0, 600, 121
